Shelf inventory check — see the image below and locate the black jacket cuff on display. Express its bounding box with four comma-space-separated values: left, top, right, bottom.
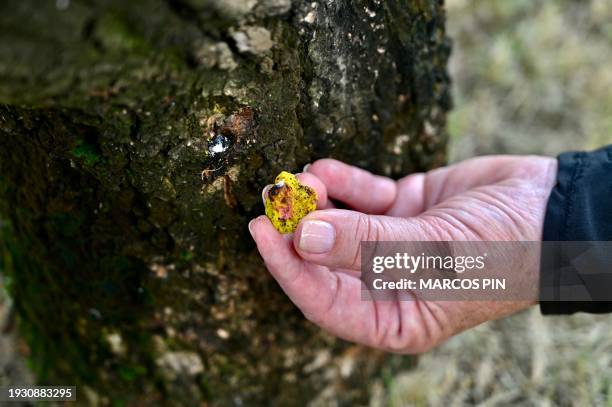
540, 146, 612, 315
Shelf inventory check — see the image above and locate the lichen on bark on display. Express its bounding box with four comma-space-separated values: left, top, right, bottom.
0, 0, 451, 404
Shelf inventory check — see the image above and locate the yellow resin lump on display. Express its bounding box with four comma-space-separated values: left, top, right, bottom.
264, 171, 317, 234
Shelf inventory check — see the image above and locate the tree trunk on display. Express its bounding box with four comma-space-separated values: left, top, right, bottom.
0, 0, 451, 404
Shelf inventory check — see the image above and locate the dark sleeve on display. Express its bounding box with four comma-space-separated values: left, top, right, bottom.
540, 145, 612, 315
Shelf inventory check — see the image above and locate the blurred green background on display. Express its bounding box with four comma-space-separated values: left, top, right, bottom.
448, 0, 612, 161
3, 0, 612, 405
386, 1, 612, 405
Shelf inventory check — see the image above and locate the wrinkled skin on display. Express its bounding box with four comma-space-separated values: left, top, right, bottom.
249, 156, 557, 353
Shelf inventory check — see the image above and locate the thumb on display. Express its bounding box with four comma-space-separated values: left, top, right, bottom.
293, 209, 437, 270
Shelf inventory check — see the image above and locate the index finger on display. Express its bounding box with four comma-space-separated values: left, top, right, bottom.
306, 159, 397, 214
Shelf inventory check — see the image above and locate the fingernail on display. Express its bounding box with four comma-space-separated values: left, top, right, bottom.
298, 220, 335, 253
261, 185, 272, 205
303, 163, 311, 172
248, 219, 256, 236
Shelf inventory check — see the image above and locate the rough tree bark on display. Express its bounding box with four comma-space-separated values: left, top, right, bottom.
0, 0, 451, 404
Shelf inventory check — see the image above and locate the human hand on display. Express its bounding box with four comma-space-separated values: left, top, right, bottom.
249, 156, 557, 353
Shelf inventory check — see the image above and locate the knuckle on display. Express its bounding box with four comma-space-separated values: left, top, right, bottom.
355, 214, 383, 242
349, 214, 387, 269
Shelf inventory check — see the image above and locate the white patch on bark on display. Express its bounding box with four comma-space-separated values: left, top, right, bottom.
106, 332, 126, 356
303, 11, 316, 24
256, 0, 292, 16
156, 351, 204, 380
192, 41, 237, 71
232, 26, 274, 55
